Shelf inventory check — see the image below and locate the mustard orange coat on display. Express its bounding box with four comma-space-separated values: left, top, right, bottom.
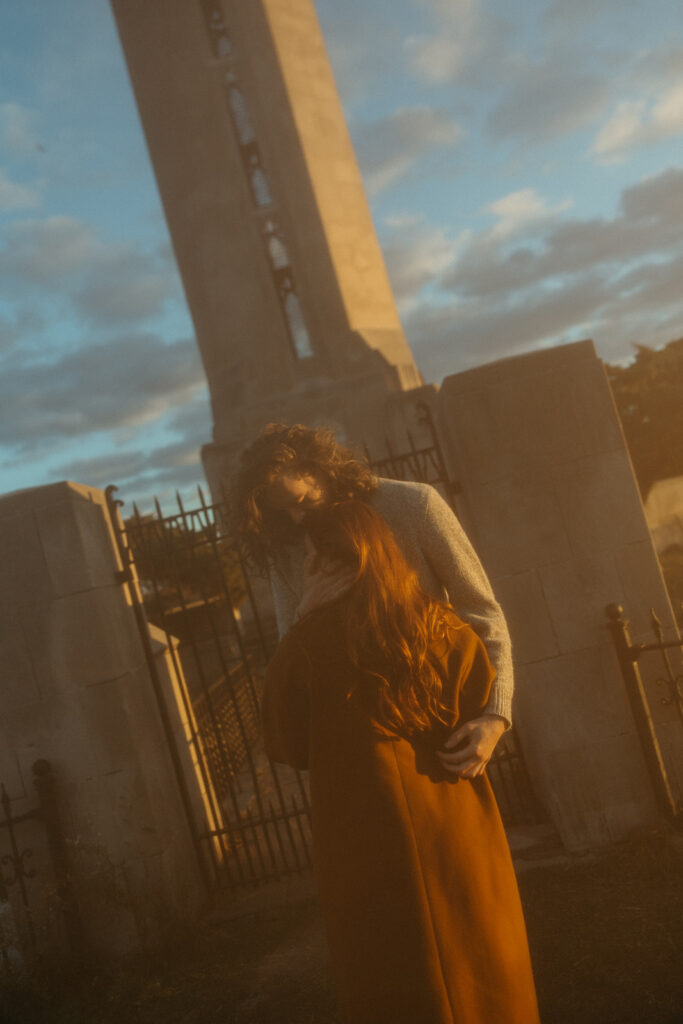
262, 600, 540, 1024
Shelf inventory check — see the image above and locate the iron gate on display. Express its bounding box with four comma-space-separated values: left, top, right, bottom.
606, 603, 683, 820
107, 406, 545, 891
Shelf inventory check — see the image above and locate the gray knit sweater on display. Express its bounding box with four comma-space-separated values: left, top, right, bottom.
269, 478, 513, 726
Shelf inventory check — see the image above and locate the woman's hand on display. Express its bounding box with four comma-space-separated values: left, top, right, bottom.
436, 714, 507, 778
295, 547, 356, 621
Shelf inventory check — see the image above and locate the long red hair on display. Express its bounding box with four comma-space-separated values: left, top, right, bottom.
304, 501, 461, 736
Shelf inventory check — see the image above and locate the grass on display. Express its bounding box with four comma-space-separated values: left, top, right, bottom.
2, 833, 682, 1024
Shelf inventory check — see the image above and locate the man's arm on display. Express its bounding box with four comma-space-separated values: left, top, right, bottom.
419, 487, 513, 777
419, 485, 513, 724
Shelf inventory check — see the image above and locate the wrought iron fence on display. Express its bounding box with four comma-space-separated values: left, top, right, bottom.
0, 761, 82, 976
606, 604, 683, 820
107, 483, 312, 890
364, 402, 461, 509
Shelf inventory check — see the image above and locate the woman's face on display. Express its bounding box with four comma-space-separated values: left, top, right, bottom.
264, 470, 327, 524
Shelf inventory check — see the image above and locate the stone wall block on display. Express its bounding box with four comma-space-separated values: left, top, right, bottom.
436, 340, 679, 848
553, 451, 649, 560
100, 767, 167, 861
614, 539, 678, 639
28, 587, 144, 691
119, 663, 191, 852
493, 570, 559, 663
441, 340, 595, 395
0, 748, 23, 800
0, 512, 52, 608
7, 696, 99, 790
513, 648, 659, 848
569, 358, 624, 456
0, 481, 205, 960
78, 675, 142, 778
540, 738, 660, 850
515, 646, 637, 751
1, 608, 42, 710
465, 477, 572, 576
441, 375, 581, 487
538, 555, 622, 654
36, 497, 118, 597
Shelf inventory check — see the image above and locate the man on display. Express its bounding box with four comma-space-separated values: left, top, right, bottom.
233, 423, 511, 778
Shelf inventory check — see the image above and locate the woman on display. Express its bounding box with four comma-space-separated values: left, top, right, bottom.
261, 501, 540, 1024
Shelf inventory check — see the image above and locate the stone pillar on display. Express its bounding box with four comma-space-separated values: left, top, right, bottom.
438, 340, 682, 850
0, 482, 206, 961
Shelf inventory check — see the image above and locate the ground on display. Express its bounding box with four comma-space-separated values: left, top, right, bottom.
2, 831, 682, 1024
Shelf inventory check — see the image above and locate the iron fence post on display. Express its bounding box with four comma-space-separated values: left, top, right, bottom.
32, 760, 86, 962
605, 604, 679, 820
105, 485, 213, 891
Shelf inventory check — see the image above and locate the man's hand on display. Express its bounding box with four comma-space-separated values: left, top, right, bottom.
295, 547, 355, 621
436, 714, 507, 778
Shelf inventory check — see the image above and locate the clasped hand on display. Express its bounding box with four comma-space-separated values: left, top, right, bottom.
437, 714, 507, 778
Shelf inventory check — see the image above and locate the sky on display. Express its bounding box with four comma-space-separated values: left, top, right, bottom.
1, 0, 682, 511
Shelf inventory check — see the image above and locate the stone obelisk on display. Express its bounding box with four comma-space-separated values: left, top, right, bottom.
111, 0, 422, 494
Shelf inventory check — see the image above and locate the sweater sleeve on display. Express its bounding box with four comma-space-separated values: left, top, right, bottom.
419, 486, 514, 727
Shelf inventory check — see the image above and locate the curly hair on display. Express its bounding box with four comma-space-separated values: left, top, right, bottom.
231, 423, 377, 571
304, 500, 467, 737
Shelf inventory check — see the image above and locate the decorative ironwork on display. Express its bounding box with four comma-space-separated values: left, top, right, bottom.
649, 609, 683, 726
199, 0, 314, 360
365, 402, 461, 510
605, 603, 683, 819
107, 483, 312, 890
0, 761, 83, 974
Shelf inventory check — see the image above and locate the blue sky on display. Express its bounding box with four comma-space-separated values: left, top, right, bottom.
1, 0, 682, 510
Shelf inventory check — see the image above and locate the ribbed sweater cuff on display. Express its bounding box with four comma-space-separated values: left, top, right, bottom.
484, 689, 513, 730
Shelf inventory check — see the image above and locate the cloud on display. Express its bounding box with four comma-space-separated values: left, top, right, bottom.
634, 44, 683, 88
0, 332, 205, 454
439, 168, 683, 301
0, 215, 181, 326
315, 0, 406, 109
484, 188, 572, 240
405, 0, 508, 87
352, 106, 462, 195
593, 81, 683, 163
381, 219, 464, 313
0, 216, 98, 283
486, 55, 608, 144
0, 169, 41, 212
406, 272, 608, 380
387, 167, 683, 381
53, 450, 149, 488
75, 248, 178, 325
0, 306, 44, 353
0, 103, 42, 157
542, 0, 633, 33
42, 385, 213, 507
51, 436, 203, 491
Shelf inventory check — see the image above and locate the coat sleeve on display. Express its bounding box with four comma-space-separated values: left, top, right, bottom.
419, 486, 514, 727
261, 633, 311, 770
447, 624, 497, 727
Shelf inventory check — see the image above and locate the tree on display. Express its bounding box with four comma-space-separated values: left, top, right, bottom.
606, 338, 683, 499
